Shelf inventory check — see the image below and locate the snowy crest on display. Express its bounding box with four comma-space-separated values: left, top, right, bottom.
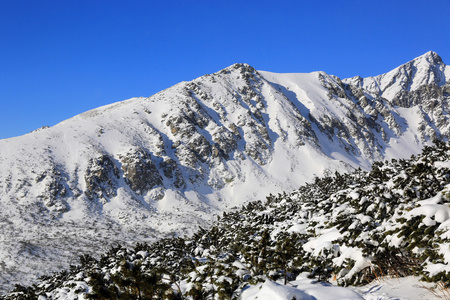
344, 51, 450, 103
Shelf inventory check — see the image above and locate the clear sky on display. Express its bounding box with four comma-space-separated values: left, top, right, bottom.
1, 0, 449, 140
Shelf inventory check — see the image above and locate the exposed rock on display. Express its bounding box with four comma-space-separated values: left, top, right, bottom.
392, 83, 444, 107
34, 166, 68, 212
84, 155, 120, 200
187, 134, 211, 163
119, 149, 162, 195
160, 157, 185, 189
212, 127, 238, 158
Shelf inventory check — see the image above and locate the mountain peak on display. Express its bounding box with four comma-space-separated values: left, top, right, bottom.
344, 51, 449, 102
217, 63, 256, 75
415, 50, 443, 65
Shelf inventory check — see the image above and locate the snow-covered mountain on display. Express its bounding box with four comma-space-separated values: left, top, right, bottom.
4, 141, 450, 300
0, 51, 449, 293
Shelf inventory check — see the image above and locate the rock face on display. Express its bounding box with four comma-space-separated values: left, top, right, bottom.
85, 155, 120, 200
0, 52, 449, 293
119, 149, 162, 194
343, 51, 450, 143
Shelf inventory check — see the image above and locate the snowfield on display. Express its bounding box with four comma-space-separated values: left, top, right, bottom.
240, 276, 444, 300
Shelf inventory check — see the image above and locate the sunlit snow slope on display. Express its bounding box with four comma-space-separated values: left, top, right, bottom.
0, 51, 449, 293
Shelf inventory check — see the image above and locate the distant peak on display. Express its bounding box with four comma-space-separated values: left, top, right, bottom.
230, 63, 256, 71
414, 50, 443, 65
216, 63, 257, 75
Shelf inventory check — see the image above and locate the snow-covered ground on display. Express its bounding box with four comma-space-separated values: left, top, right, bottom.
241, 276, 443, 300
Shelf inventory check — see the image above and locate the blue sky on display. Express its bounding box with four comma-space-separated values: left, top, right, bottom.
1, 0, 449, 139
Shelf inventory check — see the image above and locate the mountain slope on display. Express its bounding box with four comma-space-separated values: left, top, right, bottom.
0, 52, 449, 293
344, 51, 450, 101
4, 141, 449, 300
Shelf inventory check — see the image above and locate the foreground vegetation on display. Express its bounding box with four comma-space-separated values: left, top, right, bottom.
4, 141, 450, 299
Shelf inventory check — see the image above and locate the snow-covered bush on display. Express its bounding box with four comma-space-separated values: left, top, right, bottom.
4, 141, 450, 299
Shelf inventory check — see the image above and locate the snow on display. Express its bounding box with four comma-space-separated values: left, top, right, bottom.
435, 161, 450, 169
303, 227, 342, 256
241, 279, 314, 300
240, 276, 444, 300
407, 192, 450, 225
343, 51, 448, 102
0, 54, 449, 294
425, 262, 450, 277
259, 70, 355, 129
332, 245, 372, 282
241, 277, 363, 300
287, 223, 308, 234
412, 204, 450, 224
352, 276, 444, 300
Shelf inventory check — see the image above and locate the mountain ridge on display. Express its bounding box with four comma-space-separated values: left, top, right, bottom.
0, 52, 449, 293
343, 51, 450, 103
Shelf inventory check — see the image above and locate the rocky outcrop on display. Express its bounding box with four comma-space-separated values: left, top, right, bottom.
160, 157, 185, 189
392, 83, 445, 108
84, 155, 119, 201
119, 149, 162, 195
35, 165, 68, 212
